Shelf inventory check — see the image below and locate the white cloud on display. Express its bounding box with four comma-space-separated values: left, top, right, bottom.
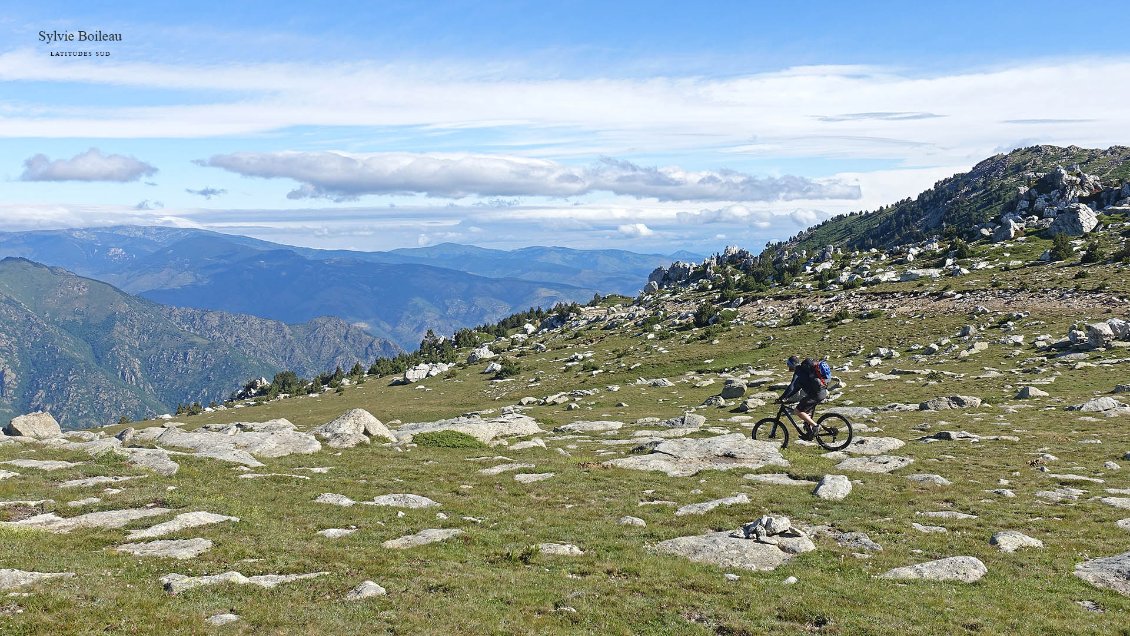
19, 148, 157, 182
0, 51, 1127, 169
677, 204, 773, 227
200, 151, 858, 202
617, 223, 654, 237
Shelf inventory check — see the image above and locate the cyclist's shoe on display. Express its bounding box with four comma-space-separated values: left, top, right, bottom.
799, 425, 816, 441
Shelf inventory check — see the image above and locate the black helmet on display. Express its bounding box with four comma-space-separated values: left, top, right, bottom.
786, 355, 800, 369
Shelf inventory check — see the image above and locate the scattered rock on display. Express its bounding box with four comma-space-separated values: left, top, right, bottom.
382, 528, 464, 549
161, 571, 327, 594
345, 580, 387, 600
510, 438, 547, 450
59, 475, 145, 489
396, 413, 544, 444
370, 494, 440, 508
514, 473, 555, 483
0, 569, 74, 590
917, 511, 978, 520
990, 531, 1043, 553
813, 475, 852, 501
3, 508, 171, 534
619, 516, 646, 527
538, 543, 584, 556
1075, 551, 1130, 596
835, 455, 913, 474
114, 538, 213, 559
479, 463, 535, 476
744, 473, 813, 487
1068, 397, 1125, 412
879, 556, 987, 583
919, 396, 982, 411
317, 528, 357, 538
675, 493, 750, 516
555, 421, 623, 433
205, 613, 240, 626
911, 523, 948, 534
125, 511, 235, 541
906, 473, 952, 486
2, 459, 80, 471
1016, 387, 1049, 399
315, 493, 357, 507
841, 437, 905, 456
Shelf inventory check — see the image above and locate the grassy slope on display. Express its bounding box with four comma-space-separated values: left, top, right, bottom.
2, 235, 1130, 634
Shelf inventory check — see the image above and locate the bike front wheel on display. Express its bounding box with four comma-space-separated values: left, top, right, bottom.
814, 413, 853, 451
752, 417, 790, 448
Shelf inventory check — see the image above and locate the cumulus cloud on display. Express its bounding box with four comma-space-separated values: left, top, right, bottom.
135, 200, 164, 210
617, 223, 654, 237
677, 204, 773, 227
20, 148, 157, 182
201, 151, 859, 202
185, 186, 227, 199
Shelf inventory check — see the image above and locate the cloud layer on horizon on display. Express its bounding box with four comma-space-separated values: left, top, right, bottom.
200, 151, 860, 202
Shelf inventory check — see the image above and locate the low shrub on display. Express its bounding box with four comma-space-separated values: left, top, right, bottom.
412, 430, 487, 449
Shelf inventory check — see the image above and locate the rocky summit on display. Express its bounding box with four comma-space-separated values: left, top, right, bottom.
3, 154, 1130, 633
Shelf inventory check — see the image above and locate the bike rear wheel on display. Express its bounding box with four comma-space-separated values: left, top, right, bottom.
814, 413, 853, 451
752, 417, 790, 448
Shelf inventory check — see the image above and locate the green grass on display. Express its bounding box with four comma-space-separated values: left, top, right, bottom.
4, 257, 1130, 634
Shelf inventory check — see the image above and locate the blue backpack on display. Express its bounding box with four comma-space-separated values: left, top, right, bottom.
813, 359, 833, 386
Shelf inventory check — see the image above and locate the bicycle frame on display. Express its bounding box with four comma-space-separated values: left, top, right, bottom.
774, 402, 810, 435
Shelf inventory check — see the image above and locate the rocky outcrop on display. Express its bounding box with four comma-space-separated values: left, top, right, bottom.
312, 408, 394, 448
1047, 203, 1098, 236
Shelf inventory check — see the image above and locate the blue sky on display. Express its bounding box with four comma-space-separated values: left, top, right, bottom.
2, 1, 1128, 253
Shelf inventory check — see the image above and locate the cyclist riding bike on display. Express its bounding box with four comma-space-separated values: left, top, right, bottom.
779, 355, 827, 440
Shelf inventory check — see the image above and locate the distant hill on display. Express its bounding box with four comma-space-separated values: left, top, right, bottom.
0, 258, 400, 428
785, 145, 1130, 253
0, 227, 694, 348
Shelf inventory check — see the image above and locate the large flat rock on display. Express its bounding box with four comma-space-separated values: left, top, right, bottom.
1075, 551, 1130, 596
3, 508, 171, 533
604, 433, 788, 477
126, 511, 239, 540
161, 571, 327, 594
155, 419, 320, 461
879, 556, 987, 583
396, 413, 544, 444
0, 568, 74, 590
382, 528, 464, 549
835, 455, 914, 474
656, 531, 793, 571
115, 538, 213, 559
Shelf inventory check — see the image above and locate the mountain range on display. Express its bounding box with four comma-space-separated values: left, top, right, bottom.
0, 257, 399, 428
0, 227, 696, 349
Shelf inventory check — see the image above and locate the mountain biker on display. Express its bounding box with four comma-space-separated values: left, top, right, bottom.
779, 355, 828, 440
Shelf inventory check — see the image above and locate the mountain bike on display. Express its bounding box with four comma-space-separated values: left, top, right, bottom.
751, 402, 853, 451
